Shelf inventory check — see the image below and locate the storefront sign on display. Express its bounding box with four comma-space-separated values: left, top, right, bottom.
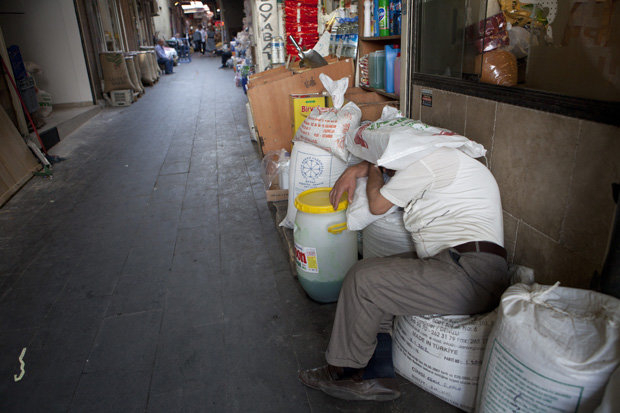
421, 89, 432, 107
253, 0, 278, 72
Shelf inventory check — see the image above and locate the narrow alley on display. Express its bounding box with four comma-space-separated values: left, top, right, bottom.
0, 57, 458, 412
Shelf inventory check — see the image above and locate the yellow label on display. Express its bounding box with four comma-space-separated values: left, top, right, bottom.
291, 94, 327, 135
307, 256, 318, 270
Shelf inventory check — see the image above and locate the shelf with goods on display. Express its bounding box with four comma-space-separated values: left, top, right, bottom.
355, 1, 402, 106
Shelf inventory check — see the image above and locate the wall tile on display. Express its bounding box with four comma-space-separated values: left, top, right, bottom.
562, 121, 620, 266
491, 104, 580, 239
464, 96, 497, 164
515, 223, 596, 288
503, 212, 519, 263
419, 89, 466, 135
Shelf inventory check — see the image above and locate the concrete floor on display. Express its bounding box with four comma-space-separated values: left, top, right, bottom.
0, 56, 460, 412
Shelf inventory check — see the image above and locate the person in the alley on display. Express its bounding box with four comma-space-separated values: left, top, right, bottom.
299, 147, 510, 401
155, 38, 174, 75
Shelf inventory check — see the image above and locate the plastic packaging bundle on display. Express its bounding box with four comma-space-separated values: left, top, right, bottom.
261, 149, 290, 190
346, 106, 486, 171
293, 74, 361, 162
359, 54, 369, 87
504, 26, 530, 59
466, 12, 509, 53
475, 49, 518, 86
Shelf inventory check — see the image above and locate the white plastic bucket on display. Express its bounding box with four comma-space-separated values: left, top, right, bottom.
294, 188, 358, 303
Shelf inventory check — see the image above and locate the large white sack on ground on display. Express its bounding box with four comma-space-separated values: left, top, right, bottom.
361, 210, 414, 258
393, 313, 497, 412
391, 266, 534, 412
280, 142, 347, 228
346, 106, 486, 170
475, 283, 620, 413
594, 365, 620, 413
346, 177, 398, 231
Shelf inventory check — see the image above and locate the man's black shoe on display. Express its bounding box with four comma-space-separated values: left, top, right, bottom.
298, 365, 400, 401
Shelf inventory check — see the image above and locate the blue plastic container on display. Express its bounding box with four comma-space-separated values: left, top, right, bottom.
384, 45, 399, 94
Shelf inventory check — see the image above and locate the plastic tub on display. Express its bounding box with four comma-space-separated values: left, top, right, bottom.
294, 188, 358, 303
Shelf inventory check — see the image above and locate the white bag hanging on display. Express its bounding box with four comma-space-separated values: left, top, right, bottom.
346, 177, 398, 231
346, 106, 486, 170
475, 283, 620, 413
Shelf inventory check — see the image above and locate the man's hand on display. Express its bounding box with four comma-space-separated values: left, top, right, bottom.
329, 161, 370, 210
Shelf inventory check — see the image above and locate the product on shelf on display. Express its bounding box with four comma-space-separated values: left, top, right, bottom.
359, 54, 370, 87
384, 44, 399, 94
369, 50, 386, 89
475, 49, 518, 87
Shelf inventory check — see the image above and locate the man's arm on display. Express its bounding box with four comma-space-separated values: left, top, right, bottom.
329, 161, 370, 210
367, 165, 394, 215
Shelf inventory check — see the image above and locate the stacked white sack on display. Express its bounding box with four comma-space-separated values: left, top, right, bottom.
475, 283, 620, 413
293, 74, 362, 162
280, 141, 347, 228
361, 210, 414, 258
345, 106, 486, 170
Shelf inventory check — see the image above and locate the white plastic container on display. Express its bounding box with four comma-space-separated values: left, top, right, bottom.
294, 188, 358, 303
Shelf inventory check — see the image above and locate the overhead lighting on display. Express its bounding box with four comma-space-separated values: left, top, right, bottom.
181, 1, 210, 14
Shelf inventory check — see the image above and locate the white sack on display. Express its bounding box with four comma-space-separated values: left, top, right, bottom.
594, 365, 620, 413
346, 177, 398, 231
362, 210, 414, 258
346, 106, 486, 170
293, 74, 361, 162
280, 141, 347, 228
393, 313, 497, 412
476, 283, 620, 413
391, 266, 534, 411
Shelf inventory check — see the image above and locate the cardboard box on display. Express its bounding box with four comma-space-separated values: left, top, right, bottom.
247, 59, 355, 155
290, 93, 328, 136
266, 183, 288, 202
345, 89, 399, 121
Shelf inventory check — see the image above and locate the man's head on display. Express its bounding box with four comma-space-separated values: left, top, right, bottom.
157, 38, 165, 46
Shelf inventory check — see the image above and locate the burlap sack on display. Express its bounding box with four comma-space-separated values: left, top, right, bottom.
130, 54, 144, 89
137, 52, 156, 84
147, 51, 160, 79
100, 52, 134, 93
124, 56, 143, 94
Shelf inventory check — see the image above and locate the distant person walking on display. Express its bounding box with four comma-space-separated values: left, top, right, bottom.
193, 26, 204, 54
205, 24, 216, 56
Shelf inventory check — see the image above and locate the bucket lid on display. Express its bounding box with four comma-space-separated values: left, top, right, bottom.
295, 188, 348, 214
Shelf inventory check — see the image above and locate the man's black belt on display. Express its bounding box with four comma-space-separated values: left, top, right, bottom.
453, 241, 507, 260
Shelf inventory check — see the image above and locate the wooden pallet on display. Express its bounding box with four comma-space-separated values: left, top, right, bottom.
268, 200, 297, 277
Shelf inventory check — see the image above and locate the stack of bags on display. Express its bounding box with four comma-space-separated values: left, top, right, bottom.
284, 0, 319, 59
